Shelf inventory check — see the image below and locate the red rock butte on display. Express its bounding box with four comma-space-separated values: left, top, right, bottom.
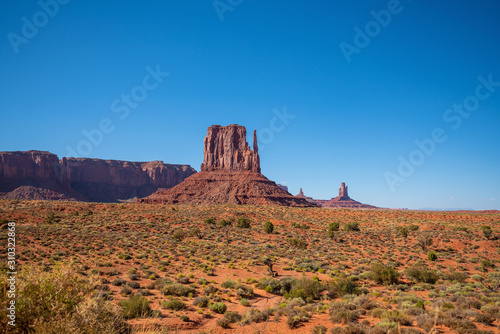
138, 124, 315, 207
296, 183, 378, 209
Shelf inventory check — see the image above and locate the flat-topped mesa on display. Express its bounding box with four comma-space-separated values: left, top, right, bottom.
200, 124, 261, 173
339, 182, 349, 199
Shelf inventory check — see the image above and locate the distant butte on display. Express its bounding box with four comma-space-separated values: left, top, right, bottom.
138, 125, 315, 207
296, 183, 378, 209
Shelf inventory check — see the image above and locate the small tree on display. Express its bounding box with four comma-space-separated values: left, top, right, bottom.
417, 234, 433, 252
263, 257, 277, 277
264, 221, 274, 234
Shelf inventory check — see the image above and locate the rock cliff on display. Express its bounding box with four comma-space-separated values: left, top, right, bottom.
0, 151, 196, 202
200, 125, 260, 173
139, 124, 315, 207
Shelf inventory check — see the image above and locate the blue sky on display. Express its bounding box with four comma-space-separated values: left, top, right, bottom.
1, 1, 499, 210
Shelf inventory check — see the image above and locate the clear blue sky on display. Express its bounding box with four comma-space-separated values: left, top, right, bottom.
1, 1, 499, 210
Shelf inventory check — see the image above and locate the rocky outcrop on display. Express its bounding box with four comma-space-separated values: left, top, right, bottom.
0, 150, 196, 202
296, 183, 378, 209
201, 125, 260, 173
139, 124, 315, 207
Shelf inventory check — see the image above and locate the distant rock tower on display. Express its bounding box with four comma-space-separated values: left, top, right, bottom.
339, 182, 349, 199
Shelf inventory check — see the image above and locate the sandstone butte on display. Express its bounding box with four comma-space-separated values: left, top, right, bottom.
296, 182, 378, 209
0, 150, 196, 202
138, 124, 315, 207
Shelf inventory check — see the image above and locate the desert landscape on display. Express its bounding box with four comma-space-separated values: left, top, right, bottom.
2, 2, 500, 333
1, 125, 499, 334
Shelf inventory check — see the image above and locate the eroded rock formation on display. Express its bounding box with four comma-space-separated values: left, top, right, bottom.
200, 125, 260, 173
295, 183, 378, 209
139, 125, 315, 207
0, 151, 196, 202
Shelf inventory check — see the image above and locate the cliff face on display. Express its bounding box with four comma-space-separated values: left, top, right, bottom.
200, 124, 260, 173
0, 150, 196, 202
140, 124, 315, 207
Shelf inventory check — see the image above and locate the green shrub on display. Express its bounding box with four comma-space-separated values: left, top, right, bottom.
209, 302, 227, 314
236, 217, 251, 228
161, 283, 194, 296
119, 295, 152, 319
481, 225, 493, 239
327, 277, 360, 298
221, 279, 236, 289
257, 277, 296, 295
405, 265, 439, 284
0, 262, 130, 332
369, 262, 399, 285
286, 238, 308, 249
180, 315, 190, 322
285, 277, 323, 301
204, 217, 216, 225
264, 221, 274, 234
219, 219, 232, 227
427, 251, 438, 261
345, 222, 360, 231
172, 229, 185, 241
329, 302, 358, 324
193, 296, 209, 307
162, 298, 185, 310
240, 298, 250, 307
328, 222, 340, 239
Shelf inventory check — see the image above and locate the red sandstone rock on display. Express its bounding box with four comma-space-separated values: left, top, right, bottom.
295, 183, 378, 209
0, 150, 196, 202
201, 124, 261, 173
139, 124, 315, 207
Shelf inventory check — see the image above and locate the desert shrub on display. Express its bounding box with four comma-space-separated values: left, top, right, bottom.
473, 313, 495, 325
369, 262, 399, 285
162, 283, 194, 296
240, 298, 250, 307
328, 222, 340, 239
112, 278, 127, 286
172, 229, 185, 241
264, 221, 274, 234
444, 270, 467, 283
427, 251, 438, 261
330, 301, 359, 324
235, 283, 253, 297
241, 308, 270, 325
286, 307, 311, 328
162, 298, 185, 310
209, 302, 227, 314
312, 325, 328, 334
286, 238, 308, 249
204, 217, 216, 225
345, 222, 360, 231
481, 225, 493, 239
219, 219, 232, 227
487, 272, 500, 290
257, 277, 295, 295
223, 311, 242, 323
382, 309, 412, 326
236, 217, 251, 228
405, 265, 439, 284
408, 224, 420, 231
285, 276, 323, 302
221, 279, 236, 289
327, 277, 360, 298
398, 226, 409, 238
193, 296, 209, 307
0, 262, 130, 333
119, 295, 152, 319
180, 315, 189, 322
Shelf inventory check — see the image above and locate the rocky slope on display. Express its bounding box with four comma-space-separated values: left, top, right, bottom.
139, 124, 315, 207
0, 151, 196, 202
